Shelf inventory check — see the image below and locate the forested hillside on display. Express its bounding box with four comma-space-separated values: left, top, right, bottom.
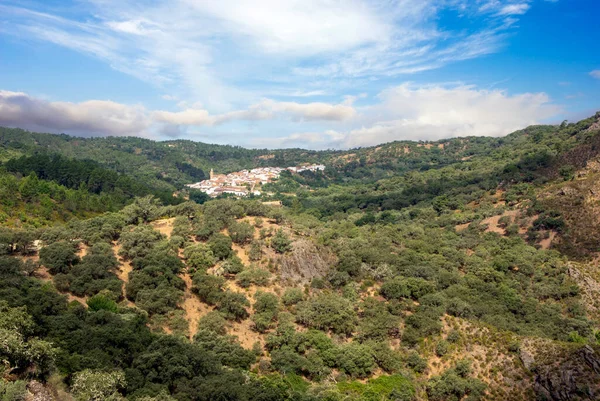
2, 113, 600, 401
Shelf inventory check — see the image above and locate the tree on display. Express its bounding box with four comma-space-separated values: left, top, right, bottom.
192, 273, 225, 305
71, 370, 126, 401
39, 241, 79, 275
252, 292, 279, 333
118, 225, 165, 259
337, 343, 376, 378
208, 233, 233, 260
271, 229, 292, 254
295, 293, 357, 335
122, 196, 160, 224
183, 243, 216, 272
216, 291, 250, 321
228, 221, 254, 245
282, 288, 303, 306
248, 240, 263, 261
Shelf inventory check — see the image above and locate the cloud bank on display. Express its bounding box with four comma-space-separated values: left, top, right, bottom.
0, 85, 559, 148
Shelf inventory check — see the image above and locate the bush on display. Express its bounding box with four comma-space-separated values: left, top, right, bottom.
216, 291, 250, 321
197, 311, 228, 335
87, 293, 119, 313
39, 241, 79, 275
208, 233, 233, 260
192, 273, 225, 305
271, 229, 292, 254
295, 293, 357, 335
282, 288, 304, 306
406, 352, 427, 373
248, 240, 263, 261
236, 268, 271, 288
228, 221, 254, 245
0, 380, 28, 401
183, 243, 216, 272
435, 341, 449, 357
337, 343, 376, 378
222, 256, 244, 275
252, 292, 279, 333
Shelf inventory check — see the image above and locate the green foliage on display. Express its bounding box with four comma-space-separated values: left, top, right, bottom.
295, 293, 358, 335
337, 375, 415, 401
39, 241, 79, 275
337, 342, 376, 378
282, 288, 304, 306
87, 293, 119, 313
236, 268, 271, 288
198, 311, 228, 335
71, 369, 126, 401
216, 291, 250, 321
192, 273, 225, 305
248, 240, 264, 261
0, 380, 27, 401
228, 221, 254, 245
426, 360, 486, 401
208, 233, 233, 260
194, 330, 256, 369
252, 291, 279, 333
183, 243, 216, 272
222, 256, 245, 275
118, 225, 165, 260
271, 229, 292, 253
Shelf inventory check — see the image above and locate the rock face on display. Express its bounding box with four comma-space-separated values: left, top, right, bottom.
27, 381, 55, 401
279, 239, 335, 284
533, 345, 600, 401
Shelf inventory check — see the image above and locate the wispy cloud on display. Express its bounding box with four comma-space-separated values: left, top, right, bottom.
0, 0, 534, 109
590, 70, 600, 79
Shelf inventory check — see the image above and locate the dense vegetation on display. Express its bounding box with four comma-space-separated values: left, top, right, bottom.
1, 113, 600, 400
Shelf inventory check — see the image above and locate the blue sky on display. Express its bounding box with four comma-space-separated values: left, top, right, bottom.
0, 0, 598, 149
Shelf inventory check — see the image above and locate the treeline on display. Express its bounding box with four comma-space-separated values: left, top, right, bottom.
3, 154, 177, 205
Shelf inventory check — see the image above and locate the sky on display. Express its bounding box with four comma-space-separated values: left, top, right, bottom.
0, 0, 599, 149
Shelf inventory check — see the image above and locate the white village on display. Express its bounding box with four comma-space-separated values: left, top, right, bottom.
186, 164, 326, 197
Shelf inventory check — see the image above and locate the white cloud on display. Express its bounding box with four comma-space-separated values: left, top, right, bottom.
0, 1, 533, 108
496, 3, 530, 16
0, 90, 356, 137
151, 99, 356, 126
261, 83, 560, 149
590, 70, 600, 79
0, 90, 150, 137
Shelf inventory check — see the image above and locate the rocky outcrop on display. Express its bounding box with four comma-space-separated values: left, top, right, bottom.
533, 345, 600, 401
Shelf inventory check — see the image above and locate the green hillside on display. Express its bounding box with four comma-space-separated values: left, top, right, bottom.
1, 113, 600, 401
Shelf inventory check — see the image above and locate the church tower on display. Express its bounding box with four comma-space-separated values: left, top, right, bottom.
210, 168, 214, 180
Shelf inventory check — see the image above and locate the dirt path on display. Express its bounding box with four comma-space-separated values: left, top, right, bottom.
112, 243, 135, 307
179, 272, 212, 339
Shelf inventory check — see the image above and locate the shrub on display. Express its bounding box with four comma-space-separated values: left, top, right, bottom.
435, 341, 449, 357
197, 311, 228, 335
222, 256, 244, 275
191, 273, 225, 305
208, 233, 233, 260
295, 293, 358, 335
337, 343, 376, 378
282, 288, 304, 306
216, 291, 250, 321
183, 243, 216, 272
39, 241, 79, 275
236, 268, 271, 288
406, 352, 427, 373
228, 221, 254, 245
271, 229, 292, 254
